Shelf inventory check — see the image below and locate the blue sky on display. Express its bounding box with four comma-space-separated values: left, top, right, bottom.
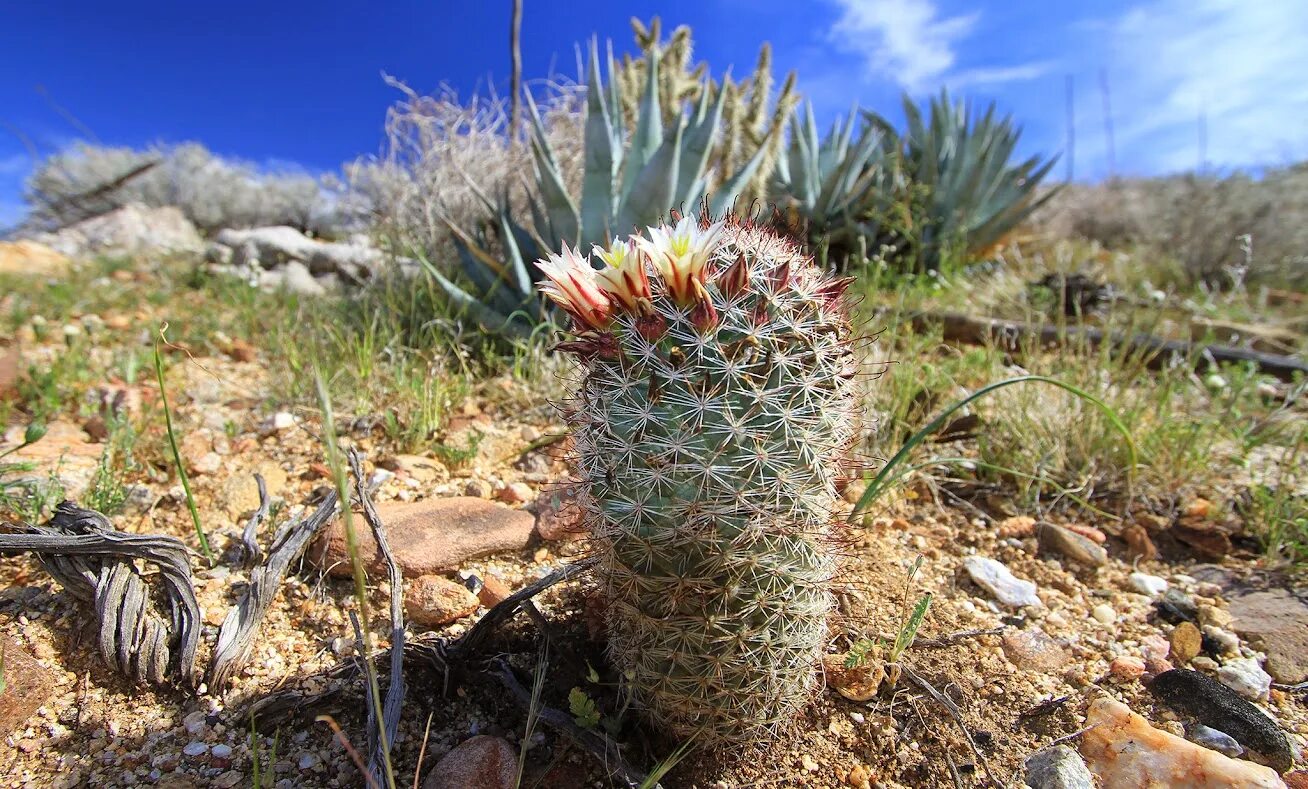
3, 0, 1306, 227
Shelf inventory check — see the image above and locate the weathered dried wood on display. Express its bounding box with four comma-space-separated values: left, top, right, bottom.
350, 449, 405, 786
912, 311, 1308, 382
37, 159, 161, 230
237, 472, 270, 566
209, 489, 341, 689
0, 501, 200, 685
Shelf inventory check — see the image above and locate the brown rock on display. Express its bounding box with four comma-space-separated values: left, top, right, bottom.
1169, 622, 1202, 665
81, 414, 109, 443
224, 339, 257, 363
0, 637, 57, 737
534, 481, 587, 541
1228, 588, 1308, 684
463, 479, 493, 498
1001, 628, 1069, 672
1172, 522, 1233, 559
1122, 523, 1158, 561
0, 240, 70, 277
1110, 655, 1147, 682
381, 454, 445, 484
1037, 522, 1108, 567
1284, 771, 1308, 789
405, 575, 479, 628
309, 498, 535, 578
477, 574, 513, 608
422, 735, 516, 789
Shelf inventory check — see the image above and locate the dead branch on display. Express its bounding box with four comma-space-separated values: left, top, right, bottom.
913, 311, 1308, 382
0, 501, 200, 685
238, 472, 271, 566
350, 449, 406, 786
209, 488, 341, 689
37, 159, 161, 231
901, 661, 1005, 789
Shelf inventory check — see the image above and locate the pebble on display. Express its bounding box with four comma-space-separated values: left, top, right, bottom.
182, 741, 208, 758
1203, 625, 1240, 656
495, 481, 534, 505
1024, 744, 1094, 789
297, 752, 320, 770
404, 575, 480, 628
1148, 668, 1293, 772
1197, 604, 1231, 629
801, 754, 819, 772
1129, 572, 1168, 596
1080, 697, 1284, 787
463, 479, 493, 498
1186, 724, 1243, 758
1110, 655, 1147, 682
1090, 604, 1115, 625
211, 744, 232, 759
259, 411, 295, 437
1037, 522, 1107, 567
1169, 622, 1202, 665
1155, 589, 1199, 624
962, 556, 1041, 608
1216, 657, 1272, 701
422, 735, 515, 789
1001, 629, 1068, 672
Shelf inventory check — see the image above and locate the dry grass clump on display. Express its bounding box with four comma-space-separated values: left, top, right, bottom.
1030, 164, 1308, 290
345, 78, 585, 265
22, 141, 344, 235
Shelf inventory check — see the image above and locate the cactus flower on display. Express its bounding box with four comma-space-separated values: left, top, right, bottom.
638, 216, 726, 305
592, 238, 651, 314
536, 244, 612, 331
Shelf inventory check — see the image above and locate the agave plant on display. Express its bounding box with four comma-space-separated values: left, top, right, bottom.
434, 40, 771, 336
770, 102, 890, 261
865, 89, 1060, 272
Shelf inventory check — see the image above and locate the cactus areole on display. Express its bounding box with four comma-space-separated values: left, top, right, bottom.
537, 216, 857, 744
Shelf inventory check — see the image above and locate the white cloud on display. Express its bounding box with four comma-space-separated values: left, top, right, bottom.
826, 0, 978, 91
824, 0, 1049, 92
951, 62, 1053, 88
1099, 0, 1308, 173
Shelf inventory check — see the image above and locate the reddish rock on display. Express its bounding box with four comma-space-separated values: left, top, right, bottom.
477, 574, 513, 608
0, 637, 57, 737
422, 735, 516, 789
1110, 655, 1147, 682
405, 575, 479, 628
309, 498, 535, 578
1284, 771, 1308, 789
534, 481, 587, 541
224, 338, 257, 363
1064, 523, 1107, 544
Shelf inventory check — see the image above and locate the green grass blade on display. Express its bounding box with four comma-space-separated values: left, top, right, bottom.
851, 374, 1137, 521
154, 338, 214, 564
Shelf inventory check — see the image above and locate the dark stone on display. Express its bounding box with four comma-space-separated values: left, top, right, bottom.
1147, 668, 1293, 772
1154, 588, 1198, 624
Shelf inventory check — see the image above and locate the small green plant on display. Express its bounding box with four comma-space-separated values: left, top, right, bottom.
430, 429, 483, 468
889, 557, 932, 664
250, 720, 280, 789
843, 638, 877, 670
154, 335, 214, 564
568, 687, 602, 729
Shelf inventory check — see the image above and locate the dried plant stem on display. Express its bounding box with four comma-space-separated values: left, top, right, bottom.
315, 370, 396, 788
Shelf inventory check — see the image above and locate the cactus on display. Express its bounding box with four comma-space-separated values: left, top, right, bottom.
619, 18, 799, 207
537, 216, 857, 744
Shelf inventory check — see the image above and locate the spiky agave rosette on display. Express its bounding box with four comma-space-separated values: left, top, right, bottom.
538, 216, 857, 744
